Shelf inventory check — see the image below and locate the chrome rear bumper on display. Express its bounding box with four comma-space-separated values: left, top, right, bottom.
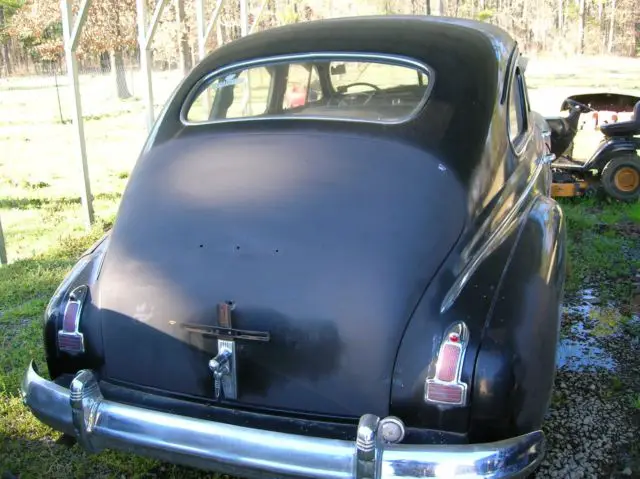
22, 361, 545, 478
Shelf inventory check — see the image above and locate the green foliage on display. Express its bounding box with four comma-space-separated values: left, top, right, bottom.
610, 376, 624, 392
620, 315, 640, 338
476, 9, 495, 22
591, 307, 624, 337
276, 5, 299, 25
560, 198, 640, 302
0, 0, 23, 9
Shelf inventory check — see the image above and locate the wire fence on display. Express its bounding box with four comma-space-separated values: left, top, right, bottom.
0, 47, 190, 261
1, 8, 640, 263
2, 54, 183, 122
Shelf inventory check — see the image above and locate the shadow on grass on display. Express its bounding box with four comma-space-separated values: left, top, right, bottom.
0, 217, 207, 478
0, 193, 122, 211
0, 424, 224, 478
0, 430, 183, 479
0, 216, 232, 478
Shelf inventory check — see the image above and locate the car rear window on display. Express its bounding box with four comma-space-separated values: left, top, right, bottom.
183, 55, 432, 125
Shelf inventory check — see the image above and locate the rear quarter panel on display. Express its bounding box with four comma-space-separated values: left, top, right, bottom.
469, 191, 566, 442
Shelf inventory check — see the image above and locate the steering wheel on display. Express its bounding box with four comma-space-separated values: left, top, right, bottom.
565, 98, 594, 113
335, 82, 381, 108
338, 82, 381, 93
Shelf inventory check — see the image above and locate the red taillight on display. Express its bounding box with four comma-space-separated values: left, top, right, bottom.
425, 323, 469, 406
425, 383, 464, 404
434, 343, 461, 382
57, 285, 88, 355
62, 302, 80, 332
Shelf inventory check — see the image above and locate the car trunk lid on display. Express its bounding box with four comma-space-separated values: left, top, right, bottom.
95, 130, 466, 418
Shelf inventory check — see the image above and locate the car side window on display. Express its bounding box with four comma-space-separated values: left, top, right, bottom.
508, 68, 527, 144
186, 67, 271, 122
282, 64, 323, 110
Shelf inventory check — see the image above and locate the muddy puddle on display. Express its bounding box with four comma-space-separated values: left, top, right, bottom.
556, 329, 616, 371
556, 288, 621, 372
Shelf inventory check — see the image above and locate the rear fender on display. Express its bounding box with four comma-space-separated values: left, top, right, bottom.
44, 235, 110, 379
389, 220, 522, 434
469, 196, 566, 442
585, 137, 640, 171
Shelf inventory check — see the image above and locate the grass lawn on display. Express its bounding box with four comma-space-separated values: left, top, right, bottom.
1, 55, 639, 478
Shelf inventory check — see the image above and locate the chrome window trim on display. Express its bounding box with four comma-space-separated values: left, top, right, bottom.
179, 52, 435, 127
507, 64, 532, 157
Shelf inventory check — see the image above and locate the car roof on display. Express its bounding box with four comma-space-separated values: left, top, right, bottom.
148, 16, 518, 189
200, 15, 515, 77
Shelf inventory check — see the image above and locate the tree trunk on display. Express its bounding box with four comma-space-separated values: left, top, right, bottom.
176, 0, 192, 74
0, 6, 12, 76
110, 49, 132, 99
433, 0, 446, 15
558, 0, 563, 31
598, 0, 603, 21
99, 52, 110, 73
426, 0, 431, 14
216, 20, 224, 47
607, 0, 616, 53
578, 0, 585, 54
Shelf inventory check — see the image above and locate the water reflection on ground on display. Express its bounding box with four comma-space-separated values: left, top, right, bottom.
556, 289, 617, 372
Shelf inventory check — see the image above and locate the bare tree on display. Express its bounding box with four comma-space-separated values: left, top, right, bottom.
4, 0, 640, 77
578, 0, 585, 53
0, 3, 13, 75
607, 0, 616, 53
175, 0, 192, 73
557, 0, 563, 31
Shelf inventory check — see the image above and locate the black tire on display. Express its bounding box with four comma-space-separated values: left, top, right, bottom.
600, 153, 640, 202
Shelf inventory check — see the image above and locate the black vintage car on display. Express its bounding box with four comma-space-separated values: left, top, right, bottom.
23, 16, 565, 478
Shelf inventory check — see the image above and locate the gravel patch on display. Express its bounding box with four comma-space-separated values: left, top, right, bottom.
534, 291, 640, 479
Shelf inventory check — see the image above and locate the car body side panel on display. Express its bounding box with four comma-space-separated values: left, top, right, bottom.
465, 72, 564, 441
389, 64, 555, 434
470, 195, 566, 442
388, 213, 526, 433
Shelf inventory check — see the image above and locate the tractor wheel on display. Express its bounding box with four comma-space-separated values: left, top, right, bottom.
601, 153, 640, 202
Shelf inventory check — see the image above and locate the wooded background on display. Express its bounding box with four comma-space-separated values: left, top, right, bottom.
0, 0, 639, 84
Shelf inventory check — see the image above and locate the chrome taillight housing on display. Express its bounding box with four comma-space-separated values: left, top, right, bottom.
424, 322, 469, 406
57, 285, 89, 355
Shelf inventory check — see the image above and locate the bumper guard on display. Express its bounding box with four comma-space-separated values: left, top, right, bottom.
22, 361, 545, 478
